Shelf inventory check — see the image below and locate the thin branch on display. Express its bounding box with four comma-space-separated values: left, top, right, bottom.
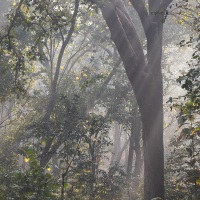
44, 6, 64, 42
58, 37, 88, 84
40, 0, 80, 168
0, 0, 25, 42
44, 0, 79, 121
89, 58, 122, 108
63, 48, 91, 78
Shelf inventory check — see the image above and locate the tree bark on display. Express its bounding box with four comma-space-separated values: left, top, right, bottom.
99, 0, 173, 199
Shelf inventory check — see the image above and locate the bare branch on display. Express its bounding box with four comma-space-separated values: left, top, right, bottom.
130, 0, 150, 37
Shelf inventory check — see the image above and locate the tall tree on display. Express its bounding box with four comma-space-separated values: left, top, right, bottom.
91, 0, 174, 199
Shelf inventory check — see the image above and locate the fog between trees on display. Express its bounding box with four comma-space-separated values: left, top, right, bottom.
0, 0, 199, 199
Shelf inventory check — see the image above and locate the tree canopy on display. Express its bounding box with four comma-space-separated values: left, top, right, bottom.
0, 0, 199, 199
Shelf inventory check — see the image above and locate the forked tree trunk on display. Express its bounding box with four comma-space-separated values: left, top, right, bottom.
99, 0, 171, 199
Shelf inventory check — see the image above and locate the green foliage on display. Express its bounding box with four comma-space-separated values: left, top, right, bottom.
0, 0, 80, 101
0, 71, 128, 199
0, 1, 132, 199
167, 69, 200, 199
166, 3, 200, 198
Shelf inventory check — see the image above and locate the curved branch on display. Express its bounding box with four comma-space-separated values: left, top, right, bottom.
115, 7, 146, 70
101, 1, 147, 89
40, 0, 79, 168
58, 37, 89, 84
44, 0, 79, 121
130, 0, 150, 37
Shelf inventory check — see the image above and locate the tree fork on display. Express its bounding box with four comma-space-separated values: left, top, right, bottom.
97, 0, 174, 199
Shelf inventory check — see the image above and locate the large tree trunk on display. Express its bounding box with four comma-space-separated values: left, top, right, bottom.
140, 75, 164, 200
141, 16, 165, 200
99, 0, 170, 199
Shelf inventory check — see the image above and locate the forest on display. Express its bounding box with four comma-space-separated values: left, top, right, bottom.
0, 0, 199, 199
